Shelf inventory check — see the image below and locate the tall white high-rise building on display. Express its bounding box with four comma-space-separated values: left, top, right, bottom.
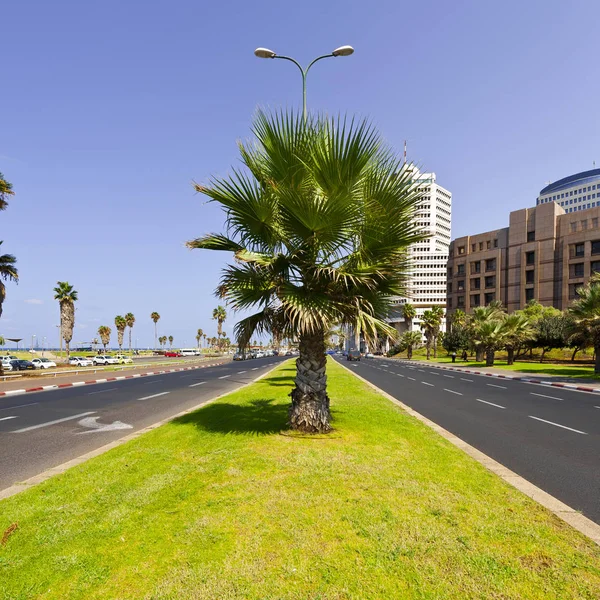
389, 169, 452, 336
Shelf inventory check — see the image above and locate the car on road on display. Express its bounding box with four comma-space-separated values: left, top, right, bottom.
31, 358, 57, 369
347, 350, 361, 362
69, 356, 93, 367
93, 355, 119, 366
365, 352, 375, 359
164, 351, 182, 357
1, 357, 13, 371
9, 359, 35, 371
114, 354, 133, 364
233, 352, 245, 361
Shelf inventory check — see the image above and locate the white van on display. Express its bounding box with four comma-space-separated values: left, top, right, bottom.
180, 349, 200, 356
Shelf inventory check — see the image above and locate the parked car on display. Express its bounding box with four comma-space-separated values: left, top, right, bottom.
31, 358, 57, 369
3, 355, 18, 361
93, 355, 119, 366
347, 350, 361, 362
233, 353, 245, 361
10, 359, 35, 371
1, 357, 13, 371
69, 356, 93, 367
114, 354, 133, 364
365, 352, 375, 359
164, 351, 182, 357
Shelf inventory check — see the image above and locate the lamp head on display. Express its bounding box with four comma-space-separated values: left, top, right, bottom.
332, 45, 354, 57
254, 47, 276, 59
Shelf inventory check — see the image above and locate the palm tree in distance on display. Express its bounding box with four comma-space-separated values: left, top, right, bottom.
150, 312, 160, 350
53, 281, 78, 359
430, 305, 445, 358
569, 273, 600, 374
420, 310, 437, 360
401, 330, 422, 359
203, 334, 207, 347
196, 328, 203, 349
188, 110, 424, 432
0, 241, 18, 320
212, 306, 226, 349
168, 335, 173, 349
98, 326, 111, 352
125, 312, 135, 354
402, 303, 416, 332
114, 315, 127, 351
0, 172, 15, 211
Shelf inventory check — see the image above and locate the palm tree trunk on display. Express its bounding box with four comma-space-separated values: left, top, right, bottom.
426, 339, 431, 360
486, 348, 495, 367
289, 330, 330, 433
129, 329, 132, 354
433, 335, 438, 359
407, 345, 413, 359
507, 347, 514, 366
476, 347, 484, 362
154, 323, 157, 350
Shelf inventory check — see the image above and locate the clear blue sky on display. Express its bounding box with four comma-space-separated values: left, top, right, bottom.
2, 0, 599, 348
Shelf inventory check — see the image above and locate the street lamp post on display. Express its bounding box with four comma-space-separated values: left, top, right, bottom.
254, 45, 354, 121
31, 334, 36, 353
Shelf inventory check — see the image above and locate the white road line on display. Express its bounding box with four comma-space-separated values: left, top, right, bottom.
486, 383, 507, 389
443, 374, 454, 378
528, 415, 587, 435
252, 368, 258, 371
407, 376, 416, 381
189, 382, 206, 387
237, 371, 247, 374
421, 381, 434, 387
13, 411, 96, 433
531, 392, 563, 401
0, 401, 39, 411
397, 373, 404, 377
137, 392, 170, 401
0, 416, 18, 421
143, 379, 163, 384
418, 369, 425, 372
430, 372, 441, 376
595, 406, 600, 409
443, 389, 462, 396
218, 375, 230, 379
87, 387, 118, 395
460, 378, 473, 382
476, 398, 506, 409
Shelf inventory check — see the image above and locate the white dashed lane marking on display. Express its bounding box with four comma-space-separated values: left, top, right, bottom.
476, 398, 506, 409
529, 416, 587, 435
443, 389, 462, 396
531, 392, 563, 401
137, 392, 170, 401
486, 384, 507, 389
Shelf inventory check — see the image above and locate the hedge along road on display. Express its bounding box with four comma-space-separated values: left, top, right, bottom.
337, 355, 600, 525
0, 355, 288, 492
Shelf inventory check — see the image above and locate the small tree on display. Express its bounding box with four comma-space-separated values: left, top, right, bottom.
401, 330, 422, 359
53, 282, 78, 359
534, 310, 568, 362
502, 312, 534, 365
125, 313, 135, 353
442, 325, 470, 355
98, 326, 111, 352
402, 303, 416, 332
114, 315, 127, 351
168, 335, 173, 349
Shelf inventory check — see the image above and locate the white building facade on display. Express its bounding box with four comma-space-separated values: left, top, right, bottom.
537, 168, 600, 214
389, 170, 452, 336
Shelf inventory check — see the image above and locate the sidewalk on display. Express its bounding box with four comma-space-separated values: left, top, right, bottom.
0, 357, 229, 397
390, 358, 600, 393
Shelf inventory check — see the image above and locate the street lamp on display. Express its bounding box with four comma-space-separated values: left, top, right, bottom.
31, 334, 36, 353
254, 45, 355, 121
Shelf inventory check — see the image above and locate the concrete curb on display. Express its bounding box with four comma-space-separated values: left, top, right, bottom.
0, 361, 287, 501
395, 359, 600, 394
338, 360, 600, 547
0, 362, 226, 399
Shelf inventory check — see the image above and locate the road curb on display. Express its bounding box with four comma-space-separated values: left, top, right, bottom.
0, 361, 228, 399
0, 360, 288, 502
338, 360, 600, 547
396, 359, 600, 394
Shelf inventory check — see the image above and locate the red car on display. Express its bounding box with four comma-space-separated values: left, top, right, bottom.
164, 351, 182, 357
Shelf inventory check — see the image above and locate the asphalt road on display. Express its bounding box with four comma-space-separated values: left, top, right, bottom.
0, 356, 288, 491
335, 356, 600, 525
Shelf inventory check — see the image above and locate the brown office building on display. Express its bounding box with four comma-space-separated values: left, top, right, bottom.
447, 201, 600, 313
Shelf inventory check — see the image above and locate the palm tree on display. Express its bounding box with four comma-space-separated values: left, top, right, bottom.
569, 273, 600, 374
402, 303, 416, 332
187, 110, 424, 432
98, 326, 111, 352
150, 312, 160, 350
203, 334, 207, 347
0, 172, 14, 211
114, 315, 127, 351
469, 304, 504, 362
477, 319, 507, 367
401, 330, 422, 359
430, 305, 444, 358
212, 306, 227, 349
420, 310, 438, 360
0, 242, 18, 320
196, 328, 204, 349
168, 335, 173, 349
502, 312, 534, 365
125, 312, 135, 354
53, 281, 78, 359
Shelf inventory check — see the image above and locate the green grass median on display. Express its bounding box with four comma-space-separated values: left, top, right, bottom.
1, 360, 599, 599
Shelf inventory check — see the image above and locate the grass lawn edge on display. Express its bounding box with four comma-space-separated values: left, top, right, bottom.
337, 359, 600, 547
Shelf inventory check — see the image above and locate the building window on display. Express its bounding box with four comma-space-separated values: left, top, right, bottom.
447, 282, 452, 293
471, 261, 481, 274
485, 275, 496, 289
570, 222, 577, 233
527, 231, 535, 242
582, 220, 588, 230
470, 294, 481, 307
470, 278, 481, 290
486, 240, 491, 249
458, 246, 465, 255
484, 292, 495, 304
457, 296, 465, 308
447, 298, 453, 309
485, 258, 496, 272
494, 239, 498, 248
525, 251, 535, 266
457, 280, 465, 291
592, 261, 600, 274
571, 263, 584, 278
457, 264, 465, 275
471, 244, 476, 252
594, 218, 599, 229
525, 288, 535, 302
569, 284, 583, 300
574, 243, 585, 257
525, 270, 534, 284
592, 241, 600, 255
479, 242, 483, 251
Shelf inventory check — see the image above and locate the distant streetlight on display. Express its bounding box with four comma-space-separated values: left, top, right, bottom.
254, 45, 355, 121
31, 334, 36, 353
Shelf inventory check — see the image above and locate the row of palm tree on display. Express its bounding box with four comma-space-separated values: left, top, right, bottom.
157, 335, 174, 349
0, 173, 18, 329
